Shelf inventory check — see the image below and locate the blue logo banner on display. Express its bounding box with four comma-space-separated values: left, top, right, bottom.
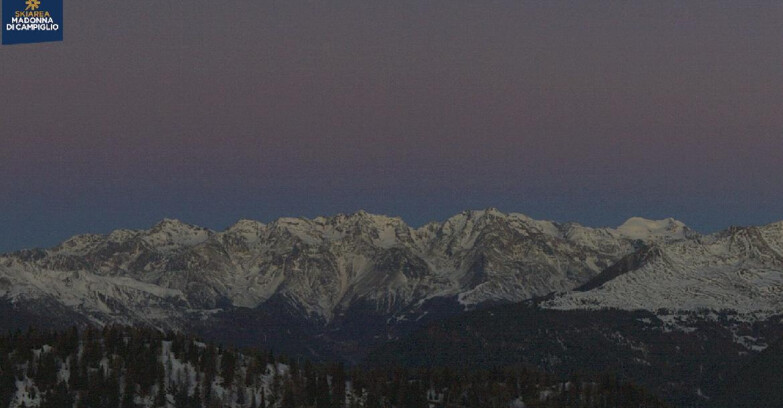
3, 0, 63, 45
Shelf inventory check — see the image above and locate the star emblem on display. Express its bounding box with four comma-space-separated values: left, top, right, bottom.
25, 0, 41, 11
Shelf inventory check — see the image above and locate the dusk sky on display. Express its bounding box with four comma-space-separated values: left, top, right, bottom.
1, 1, 782, 252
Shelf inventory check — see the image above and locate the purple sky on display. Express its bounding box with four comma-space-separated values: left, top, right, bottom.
1, 1, 783, 252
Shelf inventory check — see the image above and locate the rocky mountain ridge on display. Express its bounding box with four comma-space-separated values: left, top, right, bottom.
544, 221, 783, 317
0, 209, 689, 328
3, 209, 783, 361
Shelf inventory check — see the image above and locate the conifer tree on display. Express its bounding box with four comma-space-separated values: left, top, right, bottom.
191, 383, 203, 408
331, 362, 346, 408
154, 379, 167, 408
316, 373, 331, 408
121, 383, 136, 408
40, 381, 73, 408
221, 349, 237, 387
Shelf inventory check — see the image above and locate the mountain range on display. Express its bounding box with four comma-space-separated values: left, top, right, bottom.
0, 210, 693, 331
2, 209, 783, 404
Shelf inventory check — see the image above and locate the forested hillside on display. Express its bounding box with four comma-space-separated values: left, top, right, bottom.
712, 336, 783, 408
366, 302, 783, 407
0, 326, 667, 408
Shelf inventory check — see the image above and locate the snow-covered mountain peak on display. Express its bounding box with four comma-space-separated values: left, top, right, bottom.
55, 233, 105, 254
258, 212, 409, 249
351, 209, 371, 217
759, 220, 783, 235
145, 218, 212, 248
339, 210, 404, 227
326, 212, 410, 248
508, 213, 562, 238
152, 218, 196, 230
273, 217, 309, 227
107, 229, 138, 243
481, 207, 505, 216
266, 217, 320, 244
466, 208, 507, 220
615, 217, 691, 242
221, 219, 267, 246
544, 219, 783, 316
226, 219, 266, 232
439, 208, 509, 233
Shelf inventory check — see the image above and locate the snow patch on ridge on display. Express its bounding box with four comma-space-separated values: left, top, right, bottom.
614, 217, 689, 242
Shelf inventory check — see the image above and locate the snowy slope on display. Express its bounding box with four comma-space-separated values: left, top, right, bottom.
614, 217, 695, 242
544, 221, 783, 316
